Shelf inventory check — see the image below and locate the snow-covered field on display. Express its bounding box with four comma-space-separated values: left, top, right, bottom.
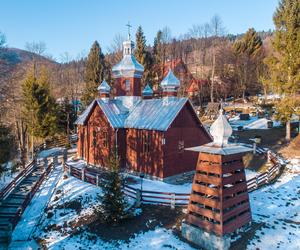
11, 157, 300, 250
248, 158, 300, 249
229, 116, 281, 130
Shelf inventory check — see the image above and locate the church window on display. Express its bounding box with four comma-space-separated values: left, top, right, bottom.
103, 131, 108, 148
143, 133, 151, 154
125, 79, 130, 91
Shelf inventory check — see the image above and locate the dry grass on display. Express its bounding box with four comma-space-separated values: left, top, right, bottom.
280, 134, 300, 158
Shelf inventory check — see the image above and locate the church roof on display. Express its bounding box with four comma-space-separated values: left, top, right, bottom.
97, 80, 111, 93
142, 84, 153, 96
161, 69, 180, 88
75, 97, 194, 131
125, 97, 188, 131
112, 55, 144, 77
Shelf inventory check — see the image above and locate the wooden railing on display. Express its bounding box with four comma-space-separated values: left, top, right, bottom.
10, 162, 54, 229
64, 148, 283, 207
0, 160, 36, 201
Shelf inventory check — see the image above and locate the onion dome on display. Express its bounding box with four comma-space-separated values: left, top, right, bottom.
161, 68, 180, 92
112, 38, 144, 78
142, 84, 153, 97
97, 80, 111, 94
209, 109, 233, 147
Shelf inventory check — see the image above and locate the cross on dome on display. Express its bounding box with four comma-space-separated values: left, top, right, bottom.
126, 21, 132, 40
209, 109, 233, 147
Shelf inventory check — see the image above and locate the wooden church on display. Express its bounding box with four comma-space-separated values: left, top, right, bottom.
75, 33, 212, 180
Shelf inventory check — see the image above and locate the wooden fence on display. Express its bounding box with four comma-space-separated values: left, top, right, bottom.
0, 160, 36, 200
10, 162, 54, 229
64, 150, 283, 207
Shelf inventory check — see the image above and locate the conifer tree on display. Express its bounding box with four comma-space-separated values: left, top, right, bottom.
265, 0, 300, 140
233, 28, 263, 99
81, 41, 105, 107
152, 30, 163, 83
135, 26, 147, 65
135, 26, 153, 83
99, 151, 127, 224
22, 67, 58, 142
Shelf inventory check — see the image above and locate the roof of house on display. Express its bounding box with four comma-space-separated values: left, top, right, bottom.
75, 96, 199, 132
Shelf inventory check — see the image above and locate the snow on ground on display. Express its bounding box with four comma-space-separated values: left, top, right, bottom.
0, 161, 19, 189
248, 159, 300, 250
245, 169, 258, 180
10, 164, 63, 243
126, 174, 192, 194
33, 170, 194, 250
229, 116, 281, 130
38, 147, 66, 158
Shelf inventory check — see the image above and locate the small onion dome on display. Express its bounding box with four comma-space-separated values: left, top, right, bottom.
161, 68, 180, 91
97, 80, 111, 94
209, 109, 233, 147
142, 84, 153, 97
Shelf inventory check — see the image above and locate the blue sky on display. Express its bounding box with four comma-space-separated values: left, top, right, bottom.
1, 0, 278, 61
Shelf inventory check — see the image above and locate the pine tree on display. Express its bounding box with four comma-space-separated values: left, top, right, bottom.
233, 28, 263, 99
152, 30, 163, 83
265, 0, 300, 140
135, 26, 154, 83
81, 41, 105, 107
99, 151, 127, 224
21, 67, 58, 141
135, 26, 147, 65
0, 123, 14, 165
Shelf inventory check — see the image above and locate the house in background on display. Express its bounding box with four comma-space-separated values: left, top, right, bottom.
75, 34, 211, 180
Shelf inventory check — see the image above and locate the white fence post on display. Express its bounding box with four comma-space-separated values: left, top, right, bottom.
267, 150, 272, 163
135, 189, 142, 207
44, 158, 48, 169
63, 149, 68, 164
253, 142, 257, 155
53, 156, 58, 166
255, 176, 259, 189
81, 168, 85, 181
96, 174, 99, 187
171, 193, 176, 209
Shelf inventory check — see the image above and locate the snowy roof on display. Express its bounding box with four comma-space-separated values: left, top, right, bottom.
210, 109, 232, 146
112, 37, 144, 78
97, 80, 111, 93
125, 97, 188, 131
75, 101, 96, 125
112, 55, 144, 77
186, 143, 253, 155
75, 96, 195, 131
160, 69, 180, 89
142, 84, 153, 96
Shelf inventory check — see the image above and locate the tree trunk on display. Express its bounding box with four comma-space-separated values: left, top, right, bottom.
286, 120, 291, 141
210, 50, 215, 103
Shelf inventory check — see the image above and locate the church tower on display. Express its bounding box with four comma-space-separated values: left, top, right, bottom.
112, 26, 144, 97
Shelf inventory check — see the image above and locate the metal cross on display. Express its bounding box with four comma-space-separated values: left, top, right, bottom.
126, 21, 132, 38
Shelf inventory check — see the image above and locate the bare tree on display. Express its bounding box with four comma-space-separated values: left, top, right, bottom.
209, 14, 225, 102
25, 41, 47, 55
